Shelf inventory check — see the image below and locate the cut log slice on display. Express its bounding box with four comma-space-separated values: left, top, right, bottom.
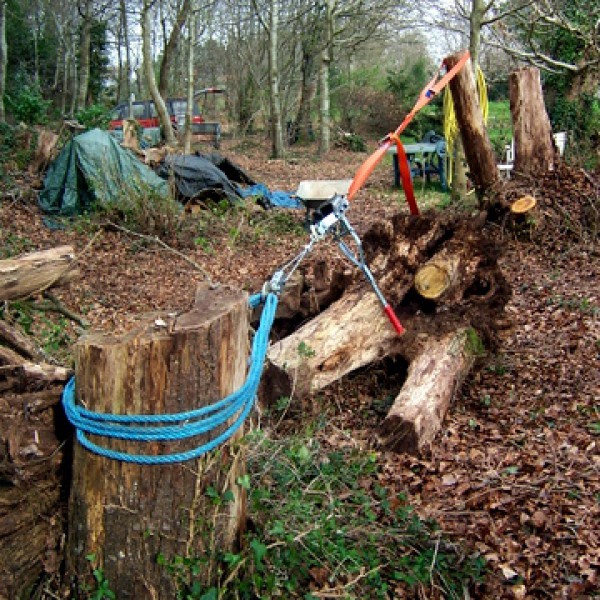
511, 195, 537, 214
414, 255, 460, 300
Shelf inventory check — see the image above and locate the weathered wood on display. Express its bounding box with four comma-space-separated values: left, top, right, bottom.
67, 285, 249, 598
509, 67, 555, 175
379, 329, 474, 455
28, 128, 59, 175
263, 212, 509, 404
0, 380, 67, 599
263, 290, 404, 402
446, 53, 499, 196
0, 245, 78, 301
414, 252, 461, 300
0, 319, 45, 360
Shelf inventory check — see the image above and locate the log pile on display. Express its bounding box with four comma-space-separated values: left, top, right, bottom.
0, 247, 77, 598
263, 211, 511, 455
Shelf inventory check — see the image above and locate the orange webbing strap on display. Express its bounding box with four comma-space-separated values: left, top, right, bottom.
347, 50, 470, 202
390, 134, 419, 215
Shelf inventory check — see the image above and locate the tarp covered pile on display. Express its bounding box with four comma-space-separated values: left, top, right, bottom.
39, 129, 302, 216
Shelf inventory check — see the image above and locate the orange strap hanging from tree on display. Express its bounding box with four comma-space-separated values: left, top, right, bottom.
347, 50, 471, 210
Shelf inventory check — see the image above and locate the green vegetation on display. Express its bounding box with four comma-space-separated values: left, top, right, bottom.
158, 426, 486, 599
82, 554, 116, 600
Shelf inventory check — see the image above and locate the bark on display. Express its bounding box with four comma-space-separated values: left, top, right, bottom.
142, 0, 176, 145
0, 319, 45, 360
509, 67, 555, 175
120, 0, 132, 111
0, 1, 6, 122
379, 329, 474, 454
67, 285, 249, 598
183, 8, 196, 154
76, 0, 92, 111
158, 0, 191, 97
268, 0, 284, 158
0, 246, 77, 301
446, 52, 499, 199
264, 290, 404, 402
0, 373, 68, 599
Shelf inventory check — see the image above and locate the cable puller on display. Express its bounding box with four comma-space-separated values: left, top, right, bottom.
62, 51, 471, 464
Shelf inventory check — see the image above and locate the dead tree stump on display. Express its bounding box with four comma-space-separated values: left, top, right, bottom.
445, 52, 499, 197
509, 67, 555, 175
67, 285, 249, 598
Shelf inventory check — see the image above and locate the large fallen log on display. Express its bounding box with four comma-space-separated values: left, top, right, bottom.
263, 212, 509, 405
378, 328, 475, 454
0, 245, 78, 301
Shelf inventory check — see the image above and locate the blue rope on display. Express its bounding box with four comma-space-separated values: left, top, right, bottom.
61, 292, 277, 465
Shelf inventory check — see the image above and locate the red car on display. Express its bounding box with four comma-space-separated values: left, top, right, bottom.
108, 97, 205, 132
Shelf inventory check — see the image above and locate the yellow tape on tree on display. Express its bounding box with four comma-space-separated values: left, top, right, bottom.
443, 66, 488, 186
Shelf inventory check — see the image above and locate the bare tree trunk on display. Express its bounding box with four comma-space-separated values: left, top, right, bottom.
142, 0, 177, 145
318, 2, 333, 155
293, 46, 317, 144
183, 8, 196, 154
76, 0, 92, 112
0, 0, 6, 122
69, 38, 78, 117
509, 67, 555, 175
158, 0, 191, 97
268, 0, 284, 158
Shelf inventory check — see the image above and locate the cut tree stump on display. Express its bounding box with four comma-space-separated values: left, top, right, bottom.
0, 245, 77, 301
378, 329, 475, 454
445, 52, 499, 197
509, 67, 556, 175
67, 285, 249, 598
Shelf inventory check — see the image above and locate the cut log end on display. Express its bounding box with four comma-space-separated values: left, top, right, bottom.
511, 195, 537, 214
414, 264, 451, 299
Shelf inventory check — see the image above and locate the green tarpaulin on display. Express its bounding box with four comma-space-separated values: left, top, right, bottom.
39, 128, 169, 216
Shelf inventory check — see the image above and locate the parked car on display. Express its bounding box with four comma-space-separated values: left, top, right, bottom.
108, 97, 205, 133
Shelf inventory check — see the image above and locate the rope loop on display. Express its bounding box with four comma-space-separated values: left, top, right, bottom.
62, 293, 279, 465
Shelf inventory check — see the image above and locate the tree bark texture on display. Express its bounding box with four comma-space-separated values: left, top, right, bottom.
67, 285, 249, 598
158, 0, 191, 98
268, 0, 284, 158
76, 0, 92, 111
0, 0, 7, 122
378, 329, 474, 454
509, 67, 556, 175
0, 368, 70, 599
0, 245, 77, 301
142, 0, 176, 145
446, 53, 499, 197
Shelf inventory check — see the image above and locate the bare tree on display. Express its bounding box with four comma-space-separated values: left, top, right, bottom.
0, 0, 6, 122
158, 0, 192, 97
142, 0, 177, 144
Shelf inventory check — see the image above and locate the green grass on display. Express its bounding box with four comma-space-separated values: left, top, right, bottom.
158, 423, 487, 599
486, 100, 512, 157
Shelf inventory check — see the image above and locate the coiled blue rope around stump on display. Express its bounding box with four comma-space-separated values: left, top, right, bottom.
61, 292, 278, 465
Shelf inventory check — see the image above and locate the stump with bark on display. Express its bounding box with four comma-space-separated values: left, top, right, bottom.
509, 67, 556, 175
67, 285, 249, 598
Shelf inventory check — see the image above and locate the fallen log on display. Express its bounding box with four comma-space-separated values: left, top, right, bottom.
378, 328, 475, 454
264, 290, 404, 402
0, 245, 78, 301
0, 319, 45, 361
263, 212, 509, 405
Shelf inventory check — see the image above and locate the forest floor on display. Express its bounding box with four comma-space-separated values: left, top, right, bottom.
1, 135, 598, 599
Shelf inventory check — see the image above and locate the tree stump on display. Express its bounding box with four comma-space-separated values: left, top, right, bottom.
509, 67, 555, 174
67, 285, 249, 598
